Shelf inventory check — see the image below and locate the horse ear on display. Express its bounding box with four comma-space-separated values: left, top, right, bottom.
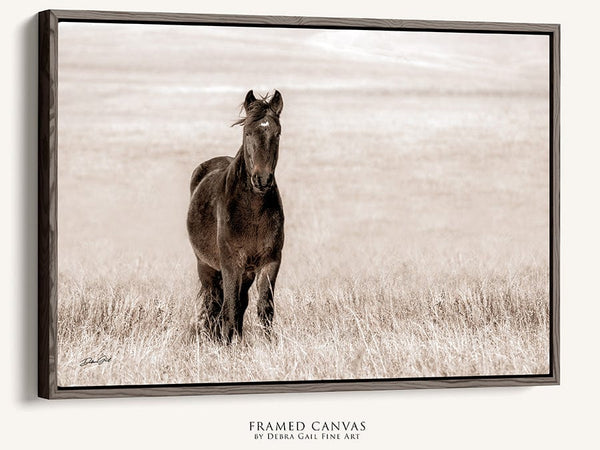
270, 90, 283, 115
244, 90, 257, 111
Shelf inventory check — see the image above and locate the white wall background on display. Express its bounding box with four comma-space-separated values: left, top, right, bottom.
2, 0, 598, 448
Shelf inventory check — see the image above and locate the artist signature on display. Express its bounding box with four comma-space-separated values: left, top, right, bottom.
80, 355, 112, 367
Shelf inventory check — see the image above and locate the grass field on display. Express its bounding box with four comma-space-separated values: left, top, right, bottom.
57, 24, 550, 386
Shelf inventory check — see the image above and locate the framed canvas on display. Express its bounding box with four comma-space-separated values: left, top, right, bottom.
38, 9, 560, 399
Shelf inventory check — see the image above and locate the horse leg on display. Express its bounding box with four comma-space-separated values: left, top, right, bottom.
196, 260, 223, 340
256, 261, 280, 338
221, 266, 244, 343
235, 273, 256, 337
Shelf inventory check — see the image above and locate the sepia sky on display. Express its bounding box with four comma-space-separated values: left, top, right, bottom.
59, 23, 549, 96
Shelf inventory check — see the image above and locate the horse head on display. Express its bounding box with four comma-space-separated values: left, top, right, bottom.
239, 90, 283, 194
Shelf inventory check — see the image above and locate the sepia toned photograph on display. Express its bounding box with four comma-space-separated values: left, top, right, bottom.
47, 15, 554, 392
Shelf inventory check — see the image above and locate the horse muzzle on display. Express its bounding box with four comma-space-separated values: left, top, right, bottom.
251, 173, 274, 193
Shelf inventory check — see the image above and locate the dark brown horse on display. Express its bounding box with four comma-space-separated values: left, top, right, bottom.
187, 90, 284, 342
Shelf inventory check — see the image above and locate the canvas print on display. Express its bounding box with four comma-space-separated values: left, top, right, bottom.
56, 22, 550, 387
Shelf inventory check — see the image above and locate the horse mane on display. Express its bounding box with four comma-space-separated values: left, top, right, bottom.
232, 94, 279, 127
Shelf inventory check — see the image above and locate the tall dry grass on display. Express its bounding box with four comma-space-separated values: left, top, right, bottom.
58, 250, 548, 385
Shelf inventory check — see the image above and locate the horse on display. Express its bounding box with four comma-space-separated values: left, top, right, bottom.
187, 90, 284, 342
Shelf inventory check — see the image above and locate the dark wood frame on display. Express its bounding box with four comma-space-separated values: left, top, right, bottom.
38, 9, 560, 399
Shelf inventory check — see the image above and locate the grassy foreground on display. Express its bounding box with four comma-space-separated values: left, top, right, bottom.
57, 253, 548, 386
